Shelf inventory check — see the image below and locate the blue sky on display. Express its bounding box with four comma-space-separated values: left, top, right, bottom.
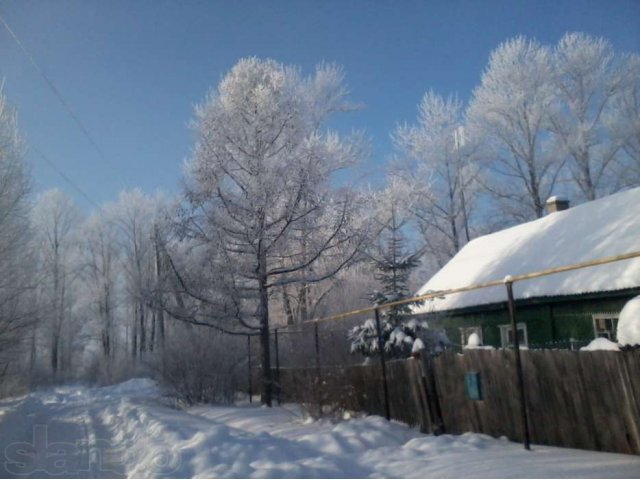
1, 0, 639, 209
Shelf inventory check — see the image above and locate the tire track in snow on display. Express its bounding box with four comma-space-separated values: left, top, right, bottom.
0, 388, 125, 478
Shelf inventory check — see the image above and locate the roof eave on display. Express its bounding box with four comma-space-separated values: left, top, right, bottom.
411, 286, 640, 318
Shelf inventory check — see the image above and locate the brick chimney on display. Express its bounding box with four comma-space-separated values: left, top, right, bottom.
546, 195, 570, 214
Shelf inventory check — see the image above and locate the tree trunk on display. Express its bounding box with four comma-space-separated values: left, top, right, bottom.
103, 288, 112, 359
52, 259, 60, 374
29, 330, 36, 379
281, 287, 295, 325
150, 310, 156, 352
153, 225, 166, 351
158, 309, 165, 349
132, 308, 138, 359
258, 251, 272, 406
579, 151, 596, 201
51, 332, 59, 373
299, 283, 309, 322
448, 183, 460, 252
139, 303, 146, 355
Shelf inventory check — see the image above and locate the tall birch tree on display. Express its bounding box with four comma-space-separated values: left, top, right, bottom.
0, 88, 32, 389
31, 190, 81, 376
109, 189, 168, 358
467, 37, 560, 221
549, 33, 628, 200
394, 92, 480, 265
80, 213, 119, 367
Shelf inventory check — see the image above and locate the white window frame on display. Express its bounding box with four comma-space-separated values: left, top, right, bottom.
592, 313, 619, 342
460, 326, 483, 347
499, 322, 528, 348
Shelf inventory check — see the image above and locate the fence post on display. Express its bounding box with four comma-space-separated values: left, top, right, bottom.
505, 279, 531, 450
314, 321, 322, 415
274, 328, 281, 405
247, 335, 252, 404
374, 307, 391, 421
421, 352, 445, 435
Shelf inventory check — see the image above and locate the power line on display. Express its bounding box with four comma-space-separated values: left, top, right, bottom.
30, 145, 102, 210
0, 12, 111, 167
303, 249, 640, 325
0, 11, 112, 212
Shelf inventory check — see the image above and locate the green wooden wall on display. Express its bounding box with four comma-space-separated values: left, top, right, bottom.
429, 290, 638, 349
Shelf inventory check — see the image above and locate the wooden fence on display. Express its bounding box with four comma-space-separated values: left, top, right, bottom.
274, 349, 640, 455
432, 349, 640, 454
275, 361, 423, 426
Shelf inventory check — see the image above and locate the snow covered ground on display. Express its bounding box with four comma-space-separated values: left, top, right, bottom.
1, 379, 639, 478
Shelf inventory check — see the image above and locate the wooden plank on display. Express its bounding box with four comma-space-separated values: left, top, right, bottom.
616, 351, 640, 453
520, 350, 544, 445
433, 351, 468, 434
524, 350, 565, 447
577, 351, 624, 452
408, 357, 434, 433
554, 351, 598, 450
420, 353, 445, 434
623, 349, 640, 454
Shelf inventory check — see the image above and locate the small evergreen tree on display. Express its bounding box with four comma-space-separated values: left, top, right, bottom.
348, 186, 429, 358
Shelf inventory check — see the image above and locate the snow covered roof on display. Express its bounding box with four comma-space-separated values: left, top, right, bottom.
414, 188, 640, 314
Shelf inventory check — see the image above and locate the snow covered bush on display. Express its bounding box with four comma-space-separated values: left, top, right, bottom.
617, 295, 640, 348
348, 318, 431, 358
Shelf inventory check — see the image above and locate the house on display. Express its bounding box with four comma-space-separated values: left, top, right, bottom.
412, 188, 640, 349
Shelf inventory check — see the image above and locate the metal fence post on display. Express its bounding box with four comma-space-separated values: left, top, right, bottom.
314, 321, 322, 415
274, 328, 281, 405
247, 335, 252, 404
505, 279, 531, 450
374, 307, 391, 421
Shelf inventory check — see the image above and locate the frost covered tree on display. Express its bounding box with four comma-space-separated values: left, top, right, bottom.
181, 58, 366, 405
610, 54, 640, 184
79, 212, 120, 366
549, 33, 630, 200
108, 189, 168, 358
31, 190, 82, 376
275, 190, 371, 325
348, 181, 427, 358
394, 92, 480, 265
0, 88, 33, 390
468, 36, 560, 222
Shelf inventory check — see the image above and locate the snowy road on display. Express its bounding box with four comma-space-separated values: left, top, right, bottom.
1, 379, 639, 478
0, 385, 128, 478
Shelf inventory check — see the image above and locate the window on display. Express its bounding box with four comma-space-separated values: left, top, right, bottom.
460, 326, 483, 347
499, 323, 528, 348
592, 314, 618, 341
